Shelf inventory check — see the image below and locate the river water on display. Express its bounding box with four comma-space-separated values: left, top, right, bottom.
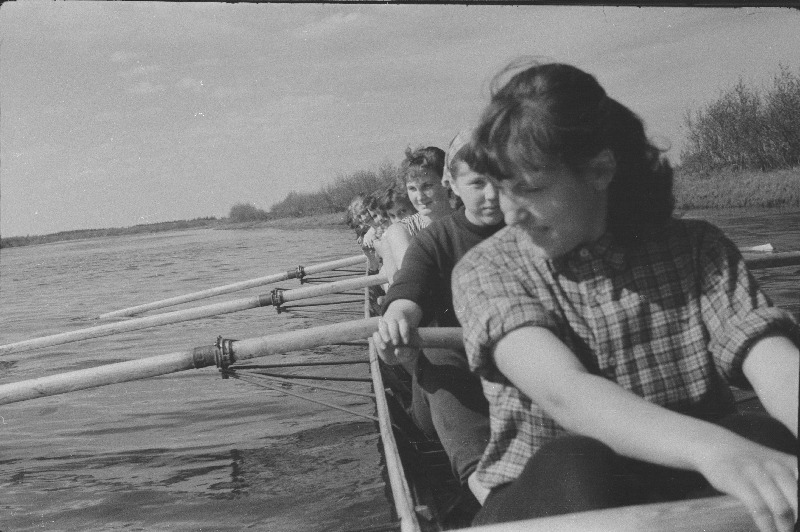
1, 210, 799, 531
1, 226, 393, 531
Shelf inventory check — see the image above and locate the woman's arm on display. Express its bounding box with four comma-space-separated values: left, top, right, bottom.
494, 326, 798, 532
383, 223, 414, 279
742, 334, 799, 437
376, 239, 397, 286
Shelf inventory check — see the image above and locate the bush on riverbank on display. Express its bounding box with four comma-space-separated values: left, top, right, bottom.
228, 202, 271, 222
268, 161, 399, 218
681, 64, 800, 172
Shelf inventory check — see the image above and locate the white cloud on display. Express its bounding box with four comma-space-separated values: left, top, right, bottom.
177, 77, 205, 92
118, 64, 162, 78
290, 12, 364, 40
110, 50, 137, 63
212, 85, 251, 100
127, 81, 165, 94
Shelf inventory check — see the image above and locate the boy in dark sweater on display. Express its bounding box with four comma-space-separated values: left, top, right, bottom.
373, 130, 504, 503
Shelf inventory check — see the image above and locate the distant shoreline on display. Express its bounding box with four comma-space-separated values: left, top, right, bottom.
4, 207, 800, 250
3, 164, 799, 249
0, 212, 350, 249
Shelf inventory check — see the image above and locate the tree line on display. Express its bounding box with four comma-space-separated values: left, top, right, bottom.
232, 64, 800, 221
228, 160, 400, 222
681, 64, 800, 172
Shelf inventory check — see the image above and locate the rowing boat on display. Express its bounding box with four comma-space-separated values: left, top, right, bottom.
1, 246, 797, 531
366, 249, 800, 531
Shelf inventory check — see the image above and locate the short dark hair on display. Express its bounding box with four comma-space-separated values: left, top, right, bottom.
471, 60, 674, 245
398, 146, 446, 188
364, 191, 380, 212
378, 185, 413, 213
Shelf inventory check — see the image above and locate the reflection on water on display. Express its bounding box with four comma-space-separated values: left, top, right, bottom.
1, 211, 798, 530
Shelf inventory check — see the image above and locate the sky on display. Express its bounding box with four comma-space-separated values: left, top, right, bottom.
1, 3, 799, 238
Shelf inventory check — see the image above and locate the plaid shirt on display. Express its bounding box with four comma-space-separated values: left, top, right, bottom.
452, 218, 800, 490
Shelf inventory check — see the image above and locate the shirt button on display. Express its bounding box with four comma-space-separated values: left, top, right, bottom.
579, 248, 591, 259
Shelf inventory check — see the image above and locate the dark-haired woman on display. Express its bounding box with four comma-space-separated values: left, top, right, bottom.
382, 146, 453, 284
452, 61, 798, 531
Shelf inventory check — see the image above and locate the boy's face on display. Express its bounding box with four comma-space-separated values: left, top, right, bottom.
405, 169, 450, 218
450, 161, 503, 227
497, 162, 608, 259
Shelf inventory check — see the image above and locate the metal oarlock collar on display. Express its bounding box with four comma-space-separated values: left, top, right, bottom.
270, 288, 285, 313
285, 265, 307, 283
296, 265, 307, 284
214, 335, 236, 379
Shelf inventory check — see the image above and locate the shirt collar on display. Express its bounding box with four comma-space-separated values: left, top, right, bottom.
548, 232, 627, 274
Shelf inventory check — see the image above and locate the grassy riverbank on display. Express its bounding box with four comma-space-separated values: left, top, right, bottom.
0, 218, 222, 248
673, 167, 800, 209
219, 212, 347, 231
3, 167, 798, 249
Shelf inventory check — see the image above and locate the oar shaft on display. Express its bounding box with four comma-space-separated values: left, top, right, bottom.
98, 255, 367, 319
0, 321, 463, 405
0, 274, 386, 357
279, 275, 385, 303
0, 298, 260, 356
744, 250, 800, 270
0, 350, 196, 404
98, 274, 287, 320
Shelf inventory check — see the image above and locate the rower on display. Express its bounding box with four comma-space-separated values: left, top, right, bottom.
373, 130, 505, 511
452, 61, 798, 531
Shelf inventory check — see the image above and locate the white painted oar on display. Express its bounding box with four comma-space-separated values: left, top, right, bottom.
0, 321, 462, 405
98, 254, 367, 319
468, 495, 756, 532
0, 274, 386, 357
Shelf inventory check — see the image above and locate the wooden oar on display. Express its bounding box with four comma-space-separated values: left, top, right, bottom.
98, 254, 367, 319
0, 274, 386, 357
741, 243, 773, 253
0, 320, 462, 405
744, 250, 800, 270
467, 494, 756, 532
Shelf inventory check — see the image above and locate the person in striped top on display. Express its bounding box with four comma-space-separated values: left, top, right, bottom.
381, 146, 454, 284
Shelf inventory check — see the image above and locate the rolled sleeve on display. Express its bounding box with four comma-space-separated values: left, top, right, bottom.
452, 241, 555, 381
